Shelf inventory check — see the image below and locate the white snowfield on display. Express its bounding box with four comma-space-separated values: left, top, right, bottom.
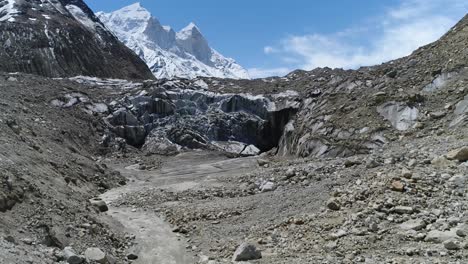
97, 3, 250, 80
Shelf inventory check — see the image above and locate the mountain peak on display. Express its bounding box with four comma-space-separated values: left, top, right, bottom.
178, 22, 202, 38
185, 22, 199, 31
124, 2, 144, 11
98, 7, 250, 79
179, 22, 201, 36
116, 2, 151, 20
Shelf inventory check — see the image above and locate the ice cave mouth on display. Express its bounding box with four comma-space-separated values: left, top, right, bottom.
106, 86, 300, 156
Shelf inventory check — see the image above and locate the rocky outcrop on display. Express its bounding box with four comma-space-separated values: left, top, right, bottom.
0, 0, 154, 80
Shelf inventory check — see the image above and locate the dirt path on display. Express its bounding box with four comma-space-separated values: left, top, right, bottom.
100, 151, 257, 263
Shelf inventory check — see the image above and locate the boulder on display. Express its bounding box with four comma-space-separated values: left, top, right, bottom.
232, 242, 262, 262
425, 230, 457, 243
446, 147, 468, 162
63, 247, 85, 264
326, 198, 341, 211
127, 253, 138, 260
390, 181, 404, 192
400, 219, 426, 231
46, 226, 69, 249
84, 247, 107, 263
90, 199, 109, 212
456, 224, 468, 237
443, 239, 461, 250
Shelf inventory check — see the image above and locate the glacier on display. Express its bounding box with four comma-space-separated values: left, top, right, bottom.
97, 3, 250, 80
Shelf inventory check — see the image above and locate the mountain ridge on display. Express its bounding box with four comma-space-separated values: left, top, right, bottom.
97, 3, 250, 80
0, 0, 154, 79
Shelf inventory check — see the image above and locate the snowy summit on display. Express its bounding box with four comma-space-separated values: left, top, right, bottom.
97, 3, 250, 80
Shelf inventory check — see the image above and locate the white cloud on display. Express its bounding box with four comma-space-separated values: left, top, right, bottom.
248, 67, 291, 78
263, 46, 278, 54
264, 0, 468, 71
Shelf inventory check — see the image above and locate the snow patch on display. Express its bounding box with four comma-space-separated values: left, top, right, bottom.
66, 5, 97, 32
0, 0, 19, 22
69, 76, 142, 90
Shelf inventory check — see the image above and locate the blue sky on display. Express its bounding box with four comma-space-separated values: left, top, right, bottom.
85, 0, 467, 78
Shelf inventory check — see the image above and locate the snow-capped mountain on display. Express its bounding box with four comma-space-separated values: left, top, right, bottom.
0, 0, 154, 79
97, 3, 250, 80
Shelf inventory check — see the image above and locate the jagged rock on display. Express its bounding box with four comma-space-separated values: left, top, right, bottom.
232, 242, 262, 261
446, 147, 468, 162
260, 182, 275, 193
451, 95, 468, 126
45, 226, 69, 249
377, 102, 419, 131
143, 136, 180, 156
84, 247, 107, 263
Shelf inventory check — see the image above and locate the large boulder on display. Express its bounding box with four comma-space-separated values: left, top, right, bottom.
84, 247, 107, 264
232, 242, 262, 262
446, 147, 468, 162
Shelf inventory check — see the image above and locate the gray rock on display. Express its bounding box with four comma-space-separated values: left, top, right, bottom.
63, 247, 84, 264
377, 101, 419, 131
425, 230, 457, 243
260, 181, 276, 193
443, 239, 461, 250
285, 168, 296, 178
400, 219, 426, 231
84, 247, 107, 263
455, 224, 468, 237
326, 198, 341, 211
232, 242, 262, 261
46, 226, 69, 249
257, 159, 269, 167
446, 147, 468, 162
90, 199, 109, 212
127, 253, 138, 260
393, 206, 414, 214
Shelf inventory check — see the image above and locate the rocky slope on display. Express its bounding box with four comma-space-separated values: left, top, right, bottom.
196, 14, 468, 160
0, 73, 133, 263
0, 0, 154, 80
0, 6, 466, 264
97, 3, 250, 80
